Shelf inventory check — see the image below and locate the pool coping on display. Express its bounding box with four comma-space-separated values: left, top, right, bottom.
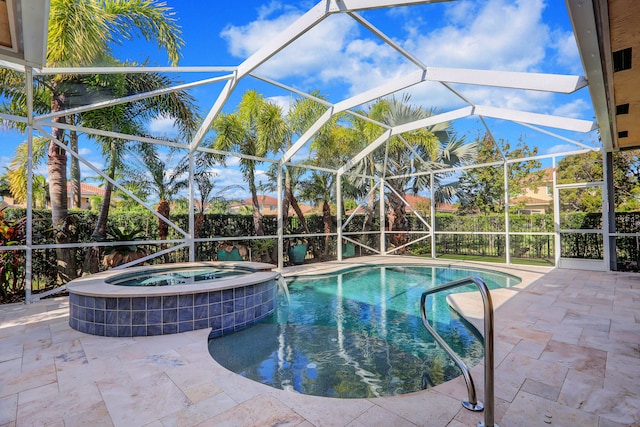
6, 256, 636, 426
66, 261, 279, 297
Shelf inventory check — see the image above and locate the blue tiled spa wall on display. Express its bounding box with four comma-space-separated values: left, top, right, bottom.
69, 279, 278, 337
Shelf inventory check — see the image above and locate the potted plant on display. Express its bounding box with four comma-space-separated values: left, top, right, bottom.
342, 240, 356, 258
102, 225, 149, 268
216, 241, 247, 261
251, 239, 275, 263
287, 237, 308, 265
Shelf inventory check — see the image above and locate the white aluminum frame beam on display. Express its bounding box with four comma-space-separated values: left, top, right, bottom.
475, 105, 597, 133
339, 106, 473, 174
40, 74, 233, 121
332, 0, 453, 12
281, 69, 428, 163
426, 67, 587, 93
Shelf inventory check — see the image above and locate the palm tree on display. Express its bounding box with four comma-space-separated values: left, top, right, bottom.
130, 145, 188, 243
173, 152, 241, 240
299, 171, 334, 258
85, 70, 198, 240
302, 118, 365, 256
1, 0, 184, 282
6, 137, 49, 205
274, 93, 328, 233
379, 95, 476, 239
210, 90, 281, 236
341, 101, 390, 232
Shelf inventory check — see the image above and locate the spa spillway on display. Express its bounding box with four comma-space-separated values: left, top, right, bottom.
66, 261, 280, 337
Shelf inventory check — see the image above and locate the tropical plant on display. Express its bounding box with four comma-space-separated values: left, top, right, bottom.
210, 90, 281, 236
0, 209, 27, 303
127, 145, 188, 242
85, 69, 198, 241
273, 92, 329, 233
344, 95, 476, 239
299, 171, 335, 258
6, 137, 49, 205
102, 225, 149, 268
0, 0, 184, 283
457, 134, 543, 214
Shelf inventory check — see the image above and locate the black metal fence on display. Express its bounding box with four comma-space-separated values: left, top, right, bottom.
4, 209, 640, 301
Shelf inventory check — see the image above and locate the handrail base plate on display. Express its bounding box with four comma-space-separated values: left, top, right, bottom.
462, 400, 484, 412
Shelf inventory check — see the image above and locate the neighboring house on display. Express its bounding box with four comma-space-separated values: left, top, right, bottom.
228, 195, 314, 216
509, 167, 553, 214
66, 182, 109, 209
1, 182, 110, 209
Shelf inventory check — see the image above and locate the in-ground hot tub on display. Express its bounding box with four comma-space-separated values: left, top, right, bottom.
66, 261, 280, 337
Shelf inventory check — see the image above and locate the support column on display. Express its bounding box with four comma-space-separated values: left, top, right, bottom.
430, 172, 436, 260
188, 151, 195, 262
26, 67, 34, 303
277, 166, 284, 269
604, 151, 616, 271
553, 158, 561, 266
504, 162, 511, 265
380, 179, 386, 254
337, 173, 343, 261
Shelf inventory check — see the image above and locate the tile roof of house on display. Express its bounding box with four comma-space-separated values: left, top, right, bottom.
240, 195, 279, 205
66, 182, 106, 197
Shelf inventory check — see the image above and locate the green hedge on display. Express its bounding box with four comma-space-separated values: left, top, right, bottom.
3, 208, 640, 298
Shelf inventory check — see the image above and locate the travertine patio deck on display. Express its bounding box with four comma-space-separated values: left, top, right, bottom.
1, 256, 638, 426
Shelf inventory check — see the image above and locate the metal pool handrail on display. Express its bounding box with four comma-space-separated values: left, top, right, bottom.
420, 276, 498, 427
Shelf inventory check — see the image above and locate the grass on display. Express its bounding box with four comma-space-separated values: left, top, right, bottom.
431, 254, 556, 267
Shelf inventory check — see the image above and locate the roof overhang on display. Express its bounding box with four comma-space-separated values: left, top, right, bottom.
567, 0, 640, 152
0, 0, 49, 69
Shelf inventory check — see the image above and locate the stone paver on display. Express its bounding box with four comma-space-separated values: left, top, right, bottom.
0, 256, 638, 426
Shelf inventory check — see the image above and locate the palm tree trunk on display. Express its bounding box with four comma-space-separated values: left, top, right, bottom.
92, 141, 117, 239
388, 189, 409, 252
49, 92, 78, 283
158, 199, 171, 240
83, 143, 117, 274
322, 200, 331, 257
248, 169, 264, 236
284, 167, 310, 234
69, 125, 81, 209
157, 199, 171, 262
363, 158, 376, 232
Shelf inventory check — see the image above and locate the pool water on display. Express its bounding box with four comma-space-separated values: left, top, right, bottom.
106, 266, 247, 287
208, 265, 519, 398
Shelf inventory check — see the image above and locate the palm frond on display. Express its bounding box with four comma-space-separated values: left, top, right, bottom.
7, 137, 49, 203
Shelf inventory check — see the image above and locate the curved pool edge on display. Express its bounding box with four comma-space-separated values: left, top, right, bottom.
67, 261, 280, 338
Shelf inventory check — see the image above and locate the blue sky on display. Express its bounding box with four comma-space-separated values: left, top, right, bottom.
3, 0, 598, 201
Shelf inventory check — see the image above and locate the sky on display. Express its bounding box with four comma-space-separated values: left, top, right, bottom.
2, 0, 599, 202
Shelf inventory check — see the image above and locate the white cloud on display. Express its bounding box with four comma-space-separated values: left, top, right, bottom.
79, 160, 104, 180
546, 143, 581, 155
148, 115, 179, 136
220, 8, 302, 59
550, 29, 582, 74
551, 99, 591, 119
218, 0, 593, 154
266, 95, 292, 114
0, 155, 11, 170
224, 156, 241, 167
407, 0, 548, 72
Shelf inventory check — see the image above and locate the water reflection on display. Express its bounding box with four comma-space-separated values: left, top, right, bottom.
209, 266, 518, 398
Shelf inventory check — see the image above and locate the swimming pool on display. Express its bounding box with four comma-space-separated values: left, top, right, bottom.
208, 264, 519, 398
